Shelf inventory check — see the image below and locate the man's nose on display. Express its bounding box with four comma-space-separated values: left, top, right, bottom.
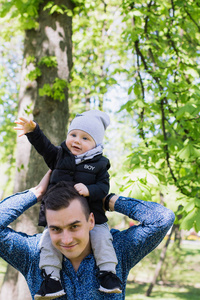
62, 231, 73, 244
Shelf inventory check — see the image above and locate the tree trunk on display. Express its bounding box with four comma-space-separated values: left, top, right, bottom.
145, 224, 174, 297
0, 1, 73, 299
174, 224, 182, 248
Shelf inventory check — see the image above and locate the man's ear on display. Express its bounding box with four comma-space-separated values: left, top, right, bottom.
89, 212, 95, 230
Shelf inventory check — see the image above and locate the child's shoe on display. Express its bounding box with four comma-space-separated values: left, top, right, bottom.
98, 271, 122, 294
34, 270, 65, 300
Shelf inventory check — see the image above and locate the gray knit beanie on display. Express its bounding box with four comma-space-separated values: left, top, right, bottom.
68, 110, 110, 145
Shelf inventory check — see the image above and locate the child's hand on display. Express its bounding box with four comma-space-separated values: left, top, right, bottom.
74, 183, 89, 197
14, 117, 36, 137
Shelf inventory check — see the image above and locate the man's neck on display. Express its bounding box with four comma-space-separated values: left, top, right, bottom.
70, 243, 92, 272
71, 260, 82, 272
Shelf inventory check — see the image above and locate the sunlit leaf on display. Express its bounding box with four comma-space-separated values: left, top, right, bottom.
180, 208, 200, 231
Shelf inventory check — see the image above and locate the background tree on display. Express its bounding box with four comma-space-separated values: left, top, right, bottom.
118, 0, 200, 228
69, 0, 120, 112
0, 22, 22, 197
1, 0, 200, 298
113, 0, 200, 295
0, 0, 73, 299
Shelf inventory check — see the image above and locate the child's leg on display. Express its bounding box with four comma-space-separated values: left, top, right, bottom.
90, 223, 122, 293
39, 228, 63, 279
90, 223, 118, 273
35, 228, 65, 300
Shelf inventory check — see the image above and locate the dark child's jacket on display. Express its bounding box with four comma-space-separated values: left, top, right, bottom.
26, 124, 110, 226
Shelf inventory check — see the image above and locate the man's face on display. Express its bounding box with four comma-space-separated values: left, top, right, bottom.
46, 199, 95, 264
66, 129, 96, 155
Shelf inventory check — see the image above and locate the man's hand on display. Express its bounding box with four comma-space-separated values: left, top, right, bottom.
30, 170, 51, 202
14, 117, 36, 137
74, 183, 89, 197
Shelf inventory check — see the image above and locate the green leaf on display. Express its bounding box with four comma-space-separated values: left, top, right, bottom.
180, 208, 200, 231
43, 1, 54, 11
26, 67, 42, 81
177, 142, 200, 160
128, 85, 133, 95
129, 168, 160, 186
184, 198, 195, 213
39, 78, 67, 101
39, 84, 52, 97
26, 56, 36, 65
195, 198, 200, 208
128, 181, 151, 201
38, 56, 57, 68
195, 210, 200, 232
50, 5, 64, 15
176, 103, 200, 119
184, 68, 199, 78
129, 10, 143, 17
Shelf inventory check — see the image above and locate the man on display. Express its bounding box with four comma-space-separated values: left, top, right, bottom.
0, 171, 175, 299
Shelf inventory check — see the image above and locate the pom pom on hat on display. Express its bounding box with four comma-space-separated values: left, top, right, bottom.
68, 110, 110, 145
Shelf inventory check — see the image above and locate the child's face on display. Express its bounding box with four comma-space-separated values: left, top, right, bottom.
66, 129, 96, 155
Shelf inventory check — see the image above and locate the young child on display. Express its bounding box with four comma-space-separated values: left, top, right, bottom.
15, 110, 122, 300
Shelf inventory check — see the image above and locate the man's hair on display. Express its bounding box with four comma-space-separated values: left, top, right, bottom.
43, 181, 90, 220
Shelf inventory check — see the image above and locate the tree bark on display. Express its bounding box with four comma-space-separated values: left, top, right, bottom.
0, 1, 73, 299
174, 224, 182, 248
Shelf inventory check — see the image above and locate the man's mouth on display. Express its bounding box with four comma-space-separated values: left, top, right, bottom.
60, 243, 78, 250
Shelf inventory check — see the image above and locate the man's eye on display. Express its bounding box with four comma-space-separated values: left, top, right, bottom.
51, 228, 61, 233
71, 225, 78, 229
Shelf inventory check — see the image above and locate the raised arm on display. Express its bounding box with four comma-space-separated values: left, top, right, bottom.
15, 117, 59, 169
106, 194, 175, 271
14, 117, 36, 137
0, 171, 51, 274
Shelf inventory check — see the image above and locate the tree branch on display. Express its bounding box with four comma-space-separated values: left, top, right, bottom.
146, 224, 175, 297
135, 48, 148, 146
184, 6, 200, 31
161, 99, 178, 183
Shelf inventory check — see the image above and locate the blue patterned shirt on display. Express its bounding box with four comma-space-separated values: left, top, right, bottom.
0, 190, 175, 299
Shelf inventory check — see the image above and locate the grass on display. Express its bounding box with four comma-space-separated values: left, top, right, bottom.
125, 241, 200, 299
126, 283, 200, 300
0, 241, 199, 299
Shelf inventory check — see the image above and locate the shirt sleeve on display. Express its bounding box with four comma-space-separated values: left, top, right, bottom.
0, 190, 40, 275
112, 196, 175, 271
26, 123, 59, 170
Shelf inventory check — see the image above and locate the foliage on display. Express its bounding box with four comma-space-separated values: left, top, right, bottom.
69, 0, 120, 111
0, 26, 22, 163
0, 0, 71, 175
43, 1, 73, 16
113, 0, 200, 232
39, 78, 67, 101
0, 0, 41, 30
38, 56, 58, 68
26, 67, 42, 81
